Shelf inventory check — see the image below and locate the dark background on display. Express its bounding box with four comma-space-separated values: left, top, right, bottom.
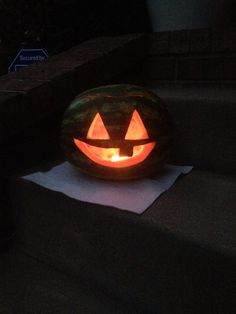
0, 0, 151, 75
1, 0, 236, 75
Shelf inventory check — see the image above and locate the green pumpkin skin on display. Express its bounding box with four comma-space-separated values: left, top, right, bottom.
61, 84, 173, 180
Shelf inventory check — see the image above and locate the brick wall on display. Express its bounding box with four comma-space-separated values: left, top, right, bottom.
145, 28, 236, 81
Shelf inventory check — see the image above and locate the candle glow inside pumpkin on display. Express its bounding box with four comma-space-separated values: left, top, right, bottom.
74, 110, 155, 168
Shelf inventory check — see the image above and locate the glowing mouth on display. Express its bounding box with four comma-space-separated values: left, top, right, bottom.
73, 139, 155, 168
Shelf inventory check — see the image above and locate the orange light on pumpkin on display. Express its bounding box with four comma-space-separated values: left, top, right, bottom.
125, 109, 149, 140
74, 110, 155, 168
87, 113, 110, 140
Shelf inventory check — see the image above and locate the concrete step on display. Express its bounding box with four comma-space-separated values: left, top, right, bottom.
8, 167, 236, 314
147, 82, 236, 175
0, 248, 138, 314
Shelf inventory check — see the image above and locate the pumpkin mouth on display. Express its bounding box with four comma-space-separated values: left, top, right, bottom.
73, 138, 156, 168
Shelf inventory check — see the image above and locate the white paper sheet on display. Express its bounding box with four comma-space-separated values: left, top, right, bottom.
23, 162, 193, 214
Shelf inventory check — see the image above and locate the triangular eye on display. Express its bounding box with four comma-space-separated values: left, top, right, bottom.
87, 113, 110, 139
125, 110, 149, 140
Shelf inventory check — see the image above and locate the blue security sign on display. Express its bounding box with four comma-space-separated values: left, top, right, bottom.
8, 48, 48, 73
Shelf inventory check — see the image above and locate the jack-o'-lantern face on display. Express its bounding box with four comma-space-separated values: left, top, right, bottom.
74, 110, 156, 168
61, 84, 172, 180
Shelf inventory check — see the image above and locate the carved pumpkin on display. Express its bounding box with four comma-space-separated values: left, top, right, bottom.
61, 84, 172, 180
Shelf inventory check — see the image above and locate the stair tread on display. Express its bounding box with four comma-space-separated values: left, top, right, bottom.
7, 167, 236, 313
145, 83, 236, 175
143, 169, 236, 254
146, 83, 236, 105
12, 168, 236, 258
0, 247, 136, 314
148, 81, 236, 102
